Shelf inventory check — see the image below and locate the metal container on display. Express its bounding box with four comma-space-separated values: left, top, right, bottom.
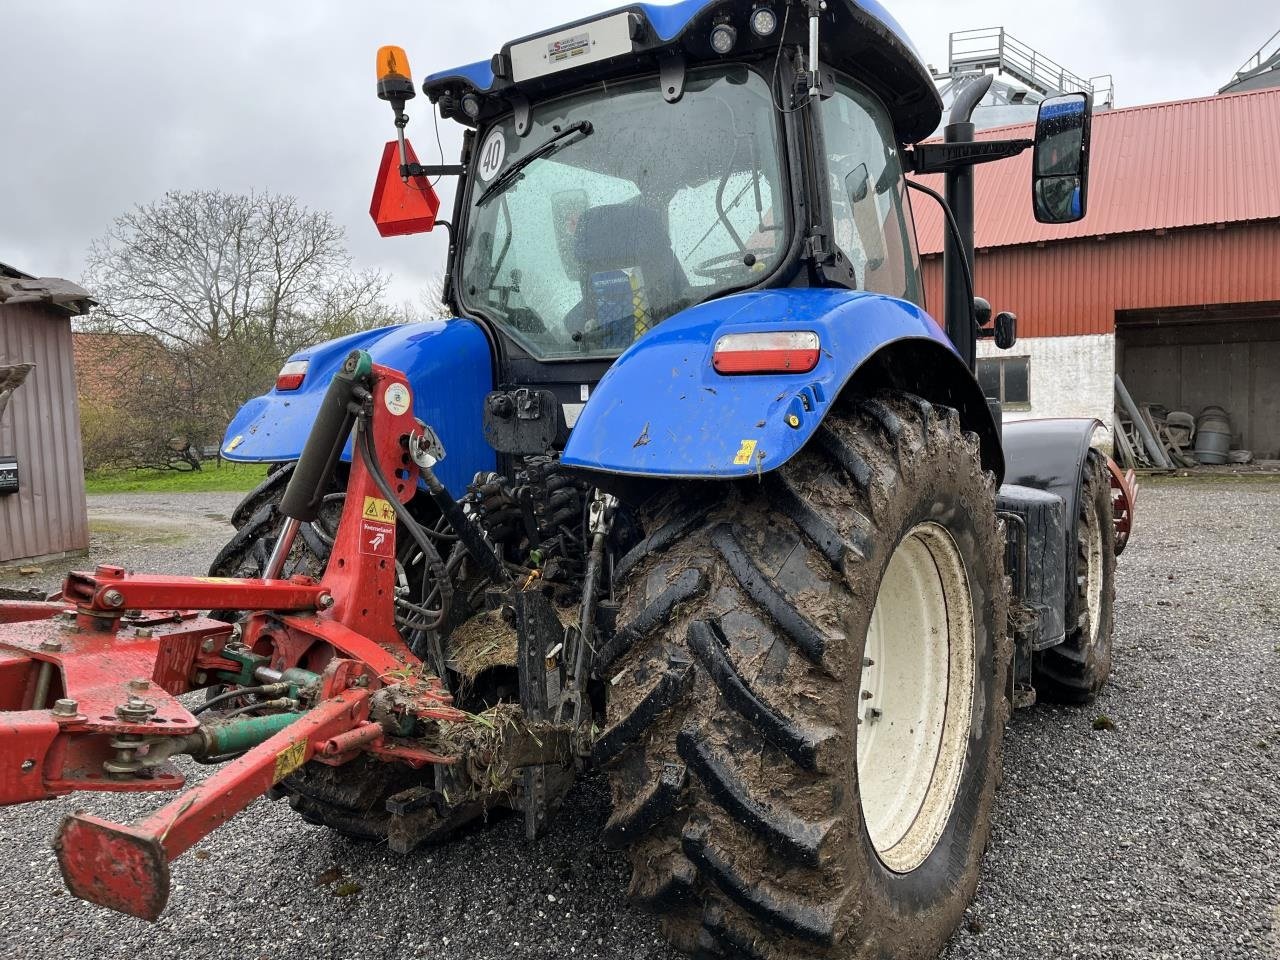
1194, 406, 1232, 465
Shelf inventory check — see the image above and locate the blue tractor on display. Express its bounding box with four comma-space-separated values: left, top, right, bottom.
215, 2, 1123, 954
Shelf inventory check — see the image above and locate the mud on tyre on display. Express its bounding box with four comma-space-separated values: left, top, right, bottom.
598, 391, 1010, 958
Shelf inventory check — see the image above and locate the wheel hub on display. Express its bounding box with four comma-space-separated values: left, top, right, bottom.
857, 521, 976, 873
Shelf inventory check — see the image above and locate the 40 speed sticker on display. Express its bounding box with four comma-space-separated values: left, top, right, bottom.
477, 128, 506, 182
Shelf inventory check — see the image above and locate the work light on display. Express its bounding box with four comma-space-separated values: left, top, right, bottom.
750, 6, 778, 37
710, 23, 737, 54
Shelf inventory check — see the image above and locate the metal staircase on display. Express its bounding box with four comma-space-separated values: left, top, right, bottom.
1220, 28, 1280, 94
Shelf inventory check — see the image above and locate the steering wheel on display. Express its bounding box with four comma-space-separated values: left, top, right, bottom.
693, 251, 759, 281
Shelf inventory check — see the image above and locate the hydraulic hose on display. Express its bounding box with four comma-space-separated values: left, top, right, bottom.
414, 447, 513, 588
192, 683, 287, 716
280, 350, 371, 524
356, 417, 454, 627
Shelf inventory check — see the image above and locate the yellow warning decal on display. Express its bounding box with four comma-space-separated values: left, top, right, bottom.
273, 740, 307, 783
733, 439, 758, 466
362, 496, 397, 523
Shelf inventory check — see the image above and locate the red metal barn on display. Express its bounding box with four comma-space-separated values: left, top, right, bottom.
913, 86, 1280, 459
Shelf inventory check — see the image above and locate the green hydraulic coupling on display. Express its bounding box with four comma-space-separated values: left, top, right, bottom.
194, 711, 303, 759
215, 644, 320, 698
104, 710, 306, 777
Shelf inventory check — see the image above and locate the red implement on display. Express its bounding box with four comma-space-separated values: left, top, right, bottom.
0, 362, 464, 919
1107, 457, 1138, 556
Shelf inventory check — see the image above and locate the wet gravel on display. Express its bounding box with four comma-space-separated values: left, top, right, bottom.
1, 481, 1278, 959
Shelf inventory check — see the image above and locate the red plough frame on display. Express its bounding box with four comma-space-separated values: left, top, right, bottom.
0, 363, 461, 919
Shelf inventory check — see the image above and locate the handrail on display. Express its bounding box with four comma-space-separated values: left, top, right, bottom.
1230, 27, 1280, 81
946, 27, 1093, 98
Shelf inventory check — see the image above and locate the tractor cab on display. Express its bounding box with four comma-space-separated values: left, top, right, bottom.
375, 1, 941, 407
368, 0, 1090, 435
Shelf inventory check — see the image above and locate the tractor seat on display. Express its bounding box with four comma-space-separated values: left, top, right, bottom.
566, 202, 689, 349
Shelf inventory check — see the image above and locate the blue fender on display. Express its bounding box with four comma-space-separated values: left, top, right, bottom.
220, 319, 496, 498
561, 288, 992, 480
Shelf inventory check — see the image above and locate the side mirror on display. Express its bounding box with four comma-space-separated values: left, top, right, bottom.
977, 308, 1017, 349
1032, 93, 1092, 224
993, 311, 1017, 350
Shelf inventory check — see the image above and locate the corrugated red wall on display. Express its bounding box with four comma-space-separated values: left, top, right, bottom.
921, 221, 1280, 338
913, 87, 1280, 255
0, 302, 89, 564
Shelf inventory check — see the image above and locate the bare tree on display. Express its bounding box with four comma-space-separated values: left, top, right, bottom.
81, 190, 396, 468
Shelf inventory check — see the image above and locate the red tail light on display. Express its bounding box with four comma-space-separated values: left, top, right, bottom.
712, 331, 820, 374
275, 360, 309, 391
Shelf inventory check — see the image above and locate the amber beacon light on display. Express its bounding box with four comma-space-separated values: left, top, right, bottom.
376, 45, 416, 102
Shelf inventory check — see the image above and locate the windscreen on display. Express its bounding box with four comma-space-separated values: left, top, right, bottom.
459, 66, 789, 360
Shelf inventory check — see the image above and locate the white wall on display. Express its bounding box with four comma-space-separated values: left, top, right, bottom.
978, 332, 1115, 432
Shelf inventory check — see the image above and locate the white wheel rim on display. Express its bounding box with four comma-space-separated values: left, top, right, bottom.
857, 522, 976, 874
1083, 496, 1104, 641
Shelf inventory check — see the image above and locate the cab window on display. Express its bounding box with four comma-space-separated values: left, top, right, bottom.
821, 77, 922, 304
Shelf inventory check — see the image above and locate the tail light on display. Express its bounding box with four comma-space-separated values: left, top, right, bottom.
712, 331, 820, 374
275, 360, 309, 392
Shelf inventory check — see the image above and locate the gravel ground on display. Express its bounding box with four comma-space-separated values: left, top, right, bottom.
1, 481, 1278, 959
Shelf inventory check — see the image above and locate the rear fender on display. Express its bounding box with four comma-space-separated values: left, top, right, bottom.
220, 319, 496, 497
560, 289, 1002, 480
1002, 417, 1106, 596
1002, 417, 1104, 540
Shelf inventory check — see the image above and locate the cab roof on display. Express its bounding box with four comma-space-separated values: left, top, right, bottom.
423, 0, 941, 144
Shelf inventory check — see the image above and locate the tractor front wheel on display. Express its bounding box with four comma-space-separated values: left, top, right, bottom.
599, 392, 1009, 958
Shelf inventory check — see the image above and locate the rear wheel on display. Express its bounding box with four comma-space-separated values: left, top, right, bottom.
599, 392, 1009, 958
1032, 449, 1115, 703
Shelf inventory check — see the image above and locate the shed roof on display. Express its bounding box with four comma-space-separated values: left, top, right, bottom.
0, 271, 94, 316
912, 86, 1280, 255
0, 261, 36, 281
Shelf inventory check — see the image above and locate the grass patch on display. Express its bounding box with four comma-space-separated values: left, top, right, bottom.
89, 518, 188, 545
1092, 715, 1117, 732
85, 462, 269, 494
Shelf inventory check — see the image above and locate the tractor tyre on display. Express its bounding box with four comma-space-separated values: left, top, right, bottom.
599, 391, 1010, 959
208, 465, 338, 582
1032, 449, 1115, 704
228, 462, 293, 530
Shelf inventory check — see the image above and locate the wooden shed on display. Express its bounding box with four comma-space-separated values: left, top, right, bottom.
0, 262, 94, 566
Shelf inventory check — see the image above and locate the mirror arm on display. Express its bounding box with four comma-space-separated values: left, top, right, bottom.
401, 163, 466, 178
907, 139, 1034, 176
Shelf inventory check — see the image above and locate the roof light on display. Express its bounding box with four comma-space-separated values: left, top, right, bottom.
276, 359, 309, 392
710, 23, 737, 55
461, 93, 483, 120
713, 332, 820, 374
750, 6, 778, 37
375, 45, 415, 103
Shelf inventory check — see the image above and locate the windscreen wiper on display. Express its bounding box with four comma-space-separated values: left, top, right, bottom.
475, 120, 594, 208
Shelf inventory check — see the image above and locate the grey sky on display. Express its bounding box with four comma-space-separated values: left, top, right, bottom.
0, 0, 1269, 306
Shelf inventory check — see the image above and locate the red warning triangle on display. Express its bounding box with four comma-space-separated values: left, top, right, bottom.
370, 139, 441, 237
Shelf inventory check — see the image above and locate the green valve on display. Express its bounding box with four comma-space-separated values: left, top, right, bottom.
200, 711, 302, 757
